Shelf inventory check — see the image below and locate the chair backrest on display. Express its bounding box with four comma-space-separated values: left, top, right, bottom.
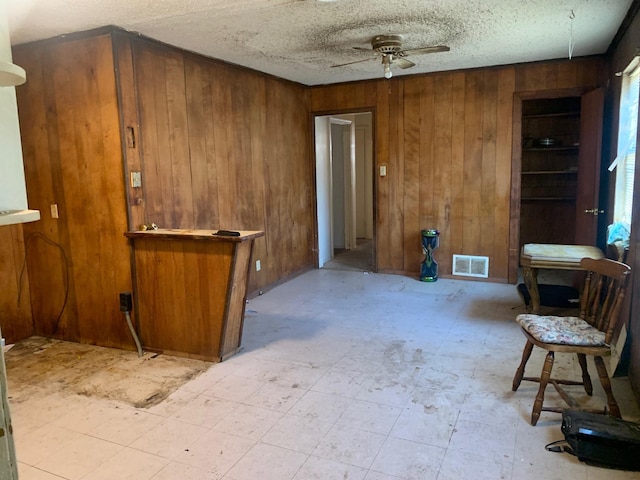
579, 257, 631, 344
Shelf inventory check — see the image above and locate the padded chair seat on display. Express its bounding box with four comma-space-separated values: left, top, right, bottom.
516, 314, 606, 347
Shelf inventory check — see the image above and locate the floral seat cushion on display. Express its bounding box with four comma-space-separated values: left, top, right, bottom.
516, 314, 607, 346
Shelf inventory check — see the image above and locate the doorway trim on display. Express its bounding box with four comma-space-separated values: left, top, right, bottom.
311, 108, 377, 272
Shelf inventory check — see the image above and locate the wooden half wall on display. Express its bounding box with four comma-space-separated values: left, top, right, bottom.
310, 58, 607, 281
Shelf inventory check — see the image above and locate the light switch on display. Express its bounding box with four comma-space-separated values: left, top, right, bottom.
379, 165, 387, 177
50, 204, 59, 219
130, 171, 142, 188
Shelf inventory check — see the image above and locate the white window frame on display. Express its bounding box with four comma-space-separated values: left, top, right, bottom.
610, 54, 639, 227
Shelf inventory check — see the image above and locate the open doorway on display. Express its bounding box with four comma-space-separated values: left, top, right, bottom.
314, 112, 375, 272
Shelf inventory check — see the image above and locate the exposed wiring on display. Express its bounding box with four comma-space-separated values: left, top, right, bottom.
17, 232, 70, 334
124, 311, 143, 357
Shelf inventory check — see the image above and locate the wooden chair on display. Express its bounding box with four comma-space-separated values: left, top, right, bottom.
512, 257, 631, 426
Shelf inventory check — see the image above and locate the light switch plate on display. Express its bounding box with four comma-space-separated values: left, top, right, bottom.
379, 165, 387, 176
130, 171, 142, 188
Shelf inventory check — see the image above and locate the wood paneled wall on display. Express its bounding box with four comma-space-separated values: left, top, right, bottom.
13, 34, 134, 348
0, 225, 32, 343
4, 26, 609, 349
311, 58, 606, 281
113, 33, 315, 292
6, 29, 315, 349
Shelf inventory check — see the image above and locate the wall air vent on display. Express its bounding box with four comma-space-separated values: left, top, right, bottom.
452, 254, 489, 278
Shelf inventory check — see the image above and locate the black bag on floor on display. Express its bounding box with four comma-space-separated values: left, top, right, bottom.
545, 409, 640, 470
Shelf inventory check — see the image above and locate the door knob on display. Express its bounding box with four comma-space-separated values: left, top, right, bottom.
584, 209, 604, 216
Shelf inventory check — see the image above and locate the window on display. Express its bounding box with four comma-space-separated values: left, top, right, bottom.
610, 55, 639, 228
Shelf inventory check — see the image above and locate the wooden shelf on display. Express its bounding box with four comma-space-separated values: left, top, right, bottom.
521, 197, 576, 202
523, 146, 579, 152
125, 228, 263, 242
523, 111, 580, 119
522, 170, 578, 175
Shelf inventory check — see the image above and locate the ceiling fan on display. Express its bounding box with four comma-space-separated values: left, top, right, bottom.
332, 34, 450, 79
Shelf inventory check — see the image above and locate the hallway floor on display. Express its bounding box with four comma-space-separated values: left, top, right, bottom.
7, 269, 640, 480
323, 239, 375, 272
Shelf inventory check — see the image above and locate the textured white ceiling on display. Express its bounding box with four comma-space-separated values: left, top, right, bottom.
5, 0, 634, 86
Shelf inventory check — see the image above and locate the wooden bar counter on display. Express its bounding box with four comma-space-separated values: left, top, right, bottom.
125, 229, 264, 362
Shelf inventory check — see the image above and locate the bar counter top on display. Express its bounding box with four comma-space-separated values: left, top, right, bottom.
125, 228, 264, 242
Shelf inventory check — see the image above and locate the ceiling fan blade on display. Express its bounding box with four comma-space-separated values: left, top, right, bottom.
353, 46, 374, 52
331, 57, 377, 68
399, 45, 450, 56
393, 57, 415, 69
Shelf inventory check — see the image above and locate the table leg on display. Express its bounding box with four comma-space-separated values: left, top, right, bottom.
522, 266, 540, 313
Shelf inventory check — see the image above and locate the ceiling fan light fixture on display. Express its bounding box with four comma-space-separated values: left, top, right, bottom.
382, 55, 392, 79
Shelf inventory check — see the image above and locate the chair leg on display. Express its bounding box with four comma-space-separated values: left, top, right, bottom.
513, 340, 534, 391
594, 356, 621, 418
532, 351, 554, 426
577, 353, 593, 396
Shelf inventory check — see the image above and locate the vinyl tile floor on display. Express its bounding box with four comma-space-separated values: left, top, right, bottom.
7, 268, 640, 480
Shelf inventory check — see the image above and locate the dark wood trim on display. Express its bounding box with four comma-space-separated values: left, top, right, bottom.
309, 108, 378, 273
12, 25, 120, 49
311, 55, 608, 90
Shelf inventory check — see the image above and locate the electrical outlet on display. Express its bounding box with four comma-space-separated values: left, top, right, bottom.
119, 292, 133, 312
256, 260, 261, 271
50, 204, 59, 219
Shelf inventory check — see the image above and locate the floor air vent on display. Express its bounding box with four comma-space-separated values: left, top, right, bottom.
452, 255, 489, 278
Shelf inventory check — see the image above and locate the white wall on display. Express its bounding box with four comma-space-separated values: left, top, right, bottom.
315, 116, 332, 267
0, 0, 29, 213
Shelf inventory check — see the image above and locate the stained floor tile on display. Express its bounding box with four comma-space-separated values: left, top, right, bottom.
5, 268, 640, 480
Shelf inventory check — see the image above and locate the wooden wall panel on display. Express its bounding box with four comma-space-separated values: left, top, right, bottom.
0, 225, 33, 343
480, 70, 499, 260
401, 79, 422, 274
116, 35, 314, 293
389, 81, 405, 272
14, 34, 134, 349
310, 58, 604, 281
494, 69, 516, 277
432, 74, 454, 275
462, 71, 484, 256
449, 73, 466, 261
